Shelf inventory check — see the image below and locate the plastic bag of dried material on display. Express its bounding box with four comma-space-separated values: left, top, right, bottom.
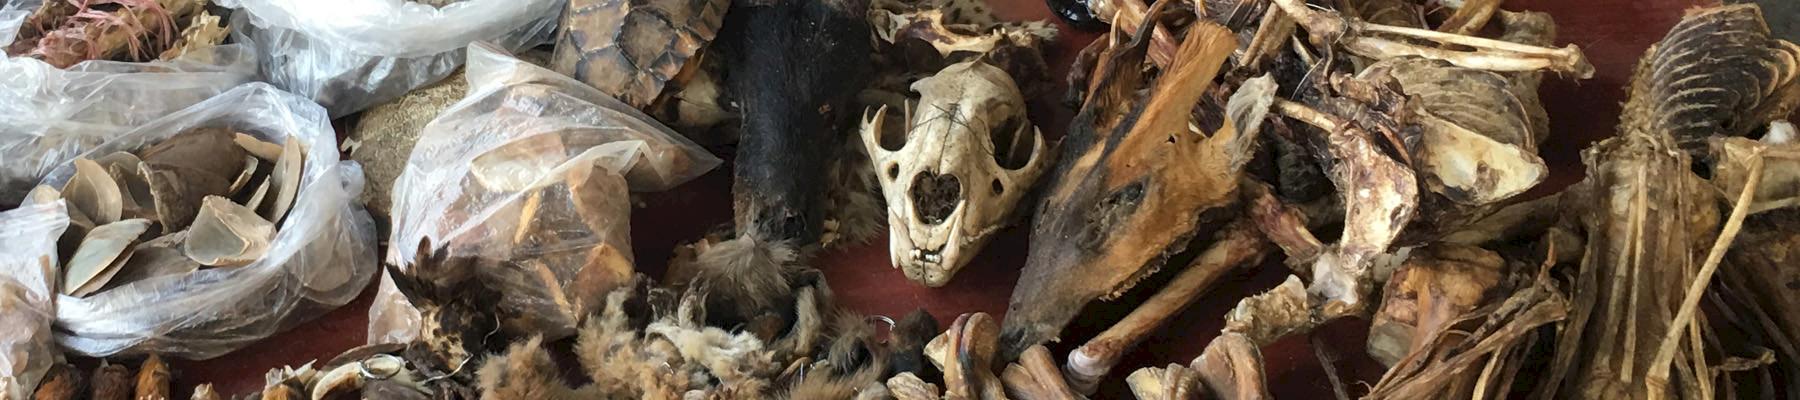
33, 83, 377, 359
371, 43, 719, 344
222, 0, 560, 117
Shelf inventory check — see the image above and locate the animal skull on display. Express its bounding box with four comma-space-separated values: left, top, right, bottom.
861, 60, 1051, 287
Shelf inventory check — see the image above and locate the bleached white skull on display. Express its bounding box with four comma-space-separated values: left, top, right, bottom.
861, 60, 1052, 287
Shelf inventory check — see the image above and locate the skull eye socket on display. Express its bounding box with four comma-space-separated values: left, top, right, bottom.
909, 171, 962, 226
989, 114, 1036, 169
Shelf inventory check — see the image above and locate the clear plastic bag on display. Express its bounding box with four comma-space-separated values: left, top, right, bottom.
223, 0, 561, 117
33, 83, 378, 359
0, 201, 68, 399
371, 43, 719, 343
0, 6, 256, 207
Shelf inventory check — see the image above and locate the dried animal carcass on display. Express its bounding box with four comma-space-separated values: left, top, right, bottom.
861, 59, 1052, 287
1531, 5, 1800, 399
551, 0, 729, 110
1000, 17, 1255, 360
1711, 125, 1800, 392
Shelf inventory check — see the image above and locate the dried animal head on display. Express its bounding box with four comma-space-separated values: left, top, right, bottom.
1000, 22, 1253, 359
861, 60, 1051, 286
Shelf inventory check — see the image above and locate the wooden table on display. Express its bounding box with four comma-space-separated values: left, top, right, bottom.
167, 0, 1729, 397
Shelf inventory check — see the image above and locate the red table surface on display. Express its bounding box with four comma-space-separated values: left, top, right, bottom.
159, 0, 1730, 397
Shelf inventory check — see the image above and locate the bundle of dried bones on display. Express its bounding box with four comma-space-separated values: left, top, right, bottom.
25, 127, 308, 300
4, 0, 229, 68
937, 0, 1800, 398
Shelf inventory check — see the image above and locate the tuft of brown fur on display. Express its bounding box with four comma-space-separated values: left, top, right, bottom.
90, 361, 133, 400
823, 136, 888, 248
685, 237, 805, 326
475, 337, 594, 400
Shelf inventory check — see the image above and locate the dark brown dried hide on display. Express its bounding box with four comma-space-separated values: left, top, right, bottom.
719, 0, 873, 244
999, 20, 1249, 360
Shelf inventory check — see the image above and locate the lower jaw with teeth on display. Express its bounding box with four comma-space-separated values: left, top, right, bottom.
901, 249, 949, 286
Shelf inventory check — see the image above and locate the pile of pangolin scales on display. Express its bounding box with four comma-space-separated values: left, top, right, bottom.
22, 0, 1800, 398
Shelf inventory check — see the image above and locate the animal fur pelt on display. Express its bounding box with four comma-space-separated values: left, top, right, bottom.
474, 275, 896, 400
719, 0, 874, 245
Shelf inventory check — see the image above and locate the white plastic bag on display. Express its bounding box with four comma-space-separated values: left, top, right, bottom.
224, 0, 561, 117
34, 83, 378, 359
0, 6, 256, 207
371, 43, 719, 343
0, 200, 67, 399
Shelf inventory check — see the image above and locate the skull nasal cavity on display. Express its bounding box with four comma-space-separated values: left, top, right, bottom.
909, 171, 962, 225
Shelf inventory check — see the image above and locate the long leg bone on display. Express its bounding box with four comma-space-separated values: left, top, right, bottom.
1061, 219, 1270, 394
1270, 0, 1594, 77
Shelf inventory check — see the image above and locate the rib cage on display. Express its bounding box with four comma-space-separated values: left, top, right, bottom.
1626, 5, 1800, 153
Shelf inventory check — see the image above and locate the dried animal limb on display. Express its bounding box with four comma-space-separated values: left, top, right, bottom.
1245, 179, 1322, 269
1124, 364, 1200, 400
1271, 0, 1594, 77
1192, 333, 1271, 400
1002, 345, 1085, 400
1001, 21, 1251, 360
927, 313, 1007, 400
1062, 219, 1269, 394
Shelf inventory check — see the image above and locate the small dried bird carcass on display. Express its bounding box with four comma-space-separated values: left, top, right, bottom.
375, 43, 719, 345
224, 0, 562, 117
26, 83, 376, 359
